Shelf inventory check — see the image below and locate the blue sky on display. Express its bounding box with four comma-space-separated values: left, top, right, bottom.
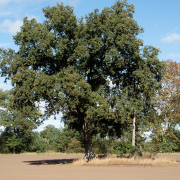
0, 0, 180, 131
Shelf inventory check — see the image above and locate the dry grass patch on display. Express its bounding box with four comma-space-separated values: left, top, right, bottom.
72, 157, 176, 167
158, 153, 180, 156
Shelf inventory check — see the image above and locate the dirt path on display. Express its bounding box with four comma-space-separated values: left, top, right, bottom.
0, 154, 180, 180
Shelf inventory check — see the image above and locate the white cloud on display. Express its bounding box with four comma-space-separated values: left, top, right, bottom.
0, 19, 23, 34
167, 53, 180, 58
0, 15, 40, 35
161, 33, 180, 43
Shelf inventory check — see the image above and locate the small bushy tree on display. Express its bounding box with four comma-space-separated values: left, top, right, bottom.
113, 141, 136, 156
66, 137, 84, 153
92, 135, 115, 156
0, 89, 42, 154
30, 134, 50, 153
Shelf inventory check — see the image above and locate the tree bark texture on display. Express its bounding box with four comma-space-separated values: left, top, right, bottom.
13, 147, 16, 154
132, 112, 136, 146
83, 122, 96, 162
13, 127, 16, 154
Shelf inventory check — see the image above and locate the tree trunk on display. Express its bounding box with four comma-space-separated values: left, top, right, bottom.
13, 127, 16, 154
83, 122, 96, 162
137, 129, 146, 157
132, 112, 136, 146
164, 113, 167, 135
13, 147, 15, 154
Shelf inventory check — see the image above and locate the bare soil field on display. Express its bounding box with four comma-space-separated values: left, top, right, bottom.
0, 154, 180, 180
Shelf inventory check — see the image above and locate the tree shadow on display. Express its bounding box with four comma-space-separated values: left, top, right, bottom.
23, 158, 78, 165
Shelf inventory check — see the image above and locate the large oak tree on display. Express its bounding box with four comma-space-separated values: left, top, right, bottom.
0, 0, 165, 160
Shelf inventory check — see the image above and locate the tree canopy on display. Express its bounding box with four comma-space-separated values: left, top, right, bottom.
0, 0, 165, 160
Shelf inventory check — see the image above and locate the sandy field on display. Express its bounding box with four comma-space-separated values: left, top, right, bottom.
0, 154, 180, 180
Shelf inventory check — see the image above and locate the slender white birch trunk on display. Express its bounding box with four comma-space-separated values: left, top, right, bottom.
132, 112, 136, 146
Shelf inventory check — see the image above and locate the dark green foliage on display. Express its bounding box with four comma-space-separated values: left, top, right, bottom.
147, 129, 180, 153
113, 141, 136, 156
172, 130, 180, 152
0, 130, 10, 153
0, 0, 165, 135
40, 124, 59, 150
159, 141, 178, 153
29, 135, 50, 153
92, 135, 115, 155
0, 89, 42, 154
54, 126, 84, 152
27, 125, 84, 153
0, 126, 35, 153
66, 138, 84, 153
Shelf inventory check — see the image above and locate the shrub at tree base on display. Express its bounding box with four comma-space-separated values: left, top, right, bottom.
66, 138, 84, 153
93, 136, 114, 157
113, 141, 136, 156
